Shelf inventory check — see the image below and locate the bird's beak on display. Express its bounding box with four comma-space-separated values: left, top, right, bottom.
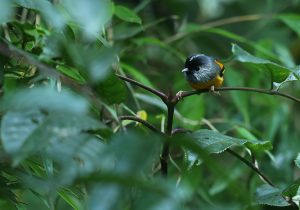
182, 68, 188, 72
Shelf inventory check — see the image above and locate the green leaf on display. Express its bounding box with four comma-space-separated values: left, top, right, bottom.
295, 153, 300, 168
188, 130, 247, 154
282, 178, 300, 198
120, 62, 155, 88
0, 86, 89, 114
278, 14, 300, 37
95, 73, 127, 104
1, 110, 107, 165
114, 5, 141, 24
58, 189, 84, 210
61, 0, 113, 39
255, 184, 289, 207
181, 129, 271, 154
56, 65, 86, 84
232, 44, 291, 83
235, 127, 273, 153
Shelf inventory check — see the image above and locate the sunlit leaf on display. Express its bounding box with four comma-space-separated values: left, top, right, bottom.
56, 65, 86, 84
255, 185, 289, 207
114, 5, 141, 24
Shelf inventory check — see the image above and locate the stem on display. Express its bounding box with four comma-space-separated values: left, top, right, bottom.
160, 103, 175, 176
116, 74, 167, 101
119, 115, 163, 134
227, 149, 275, 187
177, 87, 300, 103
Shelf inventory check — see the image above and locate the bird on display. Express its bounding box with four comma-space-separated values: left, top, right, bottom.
181, 54, 225, 92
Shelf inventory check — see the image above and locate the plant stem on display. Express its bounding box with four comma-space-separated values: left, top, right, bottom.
177, 87, 300, 103
227, 149, 275, 187
119, 115, 163, 134
116, 74, 167, 101
160, 103, 175, 176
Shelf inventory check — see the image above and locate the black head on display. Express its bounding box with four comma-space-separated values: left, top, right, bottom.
184, 54, 210, 71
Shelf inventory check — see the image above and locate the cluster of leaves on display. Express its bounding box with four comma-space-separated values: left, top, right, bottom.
0, 0, 300, 210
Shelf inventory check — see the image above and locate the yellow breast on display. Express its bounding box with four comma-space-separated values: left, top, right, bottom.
189, 75, 224, 90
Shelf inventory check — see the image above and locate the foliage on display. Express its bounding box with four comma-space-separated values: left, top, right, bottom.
0, 0, 300, 210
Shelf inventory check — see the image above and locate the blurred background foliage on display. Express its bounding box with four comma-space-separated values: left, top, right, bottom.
0, 0, 300, 209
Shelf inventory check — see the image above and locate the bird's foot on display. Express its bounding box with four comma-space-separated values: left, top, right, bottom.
209, 86, 220, 95
176, 91, 184, 100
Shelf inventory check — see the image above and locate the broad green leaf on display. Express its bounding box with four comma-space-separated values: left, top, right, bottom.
0, 86, 89, 114
95, 74, 127, 104
56, 65, 86, 84
61, 0, 113, 39
182, 129, 271, 154
232, 44, 291, 83
255, 185, 289, 207
114, 5, 141, 24
0, 0, 14, 24
295, 153, 300, 168
188, 130, 246, 154
1, 110, 106, 165
120, 62, 155, 88
278, 14, 300, 37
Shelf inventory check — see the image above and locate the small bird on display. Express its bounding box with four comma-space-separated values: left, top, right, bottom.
182, 54, 225, 92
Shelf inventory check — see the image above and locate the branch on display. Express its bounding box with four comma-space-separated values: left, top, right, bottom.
116, 74, 167, 101
227, 149, 275, 187
119, 115, 163, 134
176, 87, 300, 103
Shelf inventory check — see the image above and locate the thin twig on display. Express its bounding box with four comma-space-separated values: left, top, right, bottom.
119, 115, 163, 134
227, 149, 275, 187
176, 87, 300, 103
116, 74, 167, 101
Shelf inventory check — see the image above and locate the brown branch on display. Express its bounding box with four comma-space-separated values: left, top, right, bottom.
176, 87, 300, 103
227, 149, 275, 187
116, 74, 167, 101
119, 115, 163, 134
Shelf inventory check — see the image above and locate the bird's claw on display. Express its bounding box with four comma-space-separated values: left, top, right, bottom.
176, 91, 184, 100
209, 86, 220, 95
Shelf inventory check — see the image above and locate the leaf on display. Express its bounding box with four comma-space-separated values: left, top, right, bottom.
114, 5, 141, 24
120, 62, 155, 88
255, 184, 289, 207
95, 73, 127, 104
61, 0, 113, 39
232, 44, 291, 83
235, 127, 273, 153
1, 110, 107, 165
278, 14, 300, 37
0, 86, 89, 114
295, 153, 300, 168
188, 130, 247, 154
56, 65, 86, 84
282, 178, 300, 198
